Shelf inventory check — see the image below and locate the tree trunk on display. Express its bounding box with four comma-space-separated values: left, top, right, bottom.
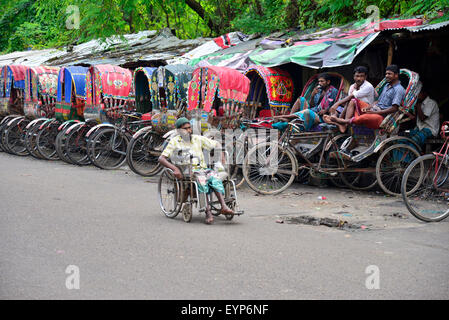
285, 0, 299, 28
184, 0, 221, 35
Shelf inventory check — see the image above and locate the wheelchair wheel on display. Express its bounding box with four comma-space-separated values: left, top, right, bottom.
158, 168, 182, 218
182, 203, 192, 222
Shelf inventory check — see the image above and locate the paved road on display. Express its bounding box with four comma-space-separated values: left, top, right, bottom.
1, 152, 448, 299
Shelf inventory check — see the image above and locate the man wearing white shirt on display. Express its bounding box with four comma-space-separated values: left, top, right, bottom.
408, 84, 440, 146
323, 66, 376, 132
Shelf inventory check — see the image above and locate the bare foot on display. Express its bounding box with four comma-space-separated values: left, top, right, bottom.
205, 212, 214, 224
337, 123, 347, 133
330, 115, 340, 122
322, 115, 332, 124
220, 205, 235, 215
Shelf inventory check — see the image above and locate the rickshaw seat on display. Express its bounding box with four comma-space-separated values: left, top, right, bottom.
141, 112, 152, 121
258, 109, 272, 118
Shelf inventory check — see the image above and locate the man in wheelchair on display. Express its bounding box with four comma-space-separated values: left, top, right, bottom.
158, 117, 235, 224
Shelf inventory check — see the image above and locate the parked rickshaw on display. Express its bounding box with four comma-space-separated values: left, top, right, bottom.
0, 65, 27, 117
2, 66, 59, 157
149, 64, 195, 132
133, 67, 156, 114
55, 66, 88, 122
242, 69, 422, 196
244, 65, 294, 119
187, 65, 250, 131
34, 66, 88, 160
0, 65, 28, 152
231, 65, 295, 186
61, 64, 134, 166
126, 64, 194, 176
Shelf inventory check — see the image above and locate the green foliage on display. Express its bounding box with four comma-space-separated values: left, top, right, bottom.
0, 0, 448, 54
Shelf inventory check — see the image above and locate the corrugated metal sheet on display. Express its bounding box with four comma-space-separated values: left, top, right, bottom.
0, 29, 210, 67
406, 20, 449, 32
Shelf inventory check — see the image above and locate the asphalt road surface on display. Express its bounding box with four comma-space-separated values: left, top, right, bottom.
1, 152, 448, 299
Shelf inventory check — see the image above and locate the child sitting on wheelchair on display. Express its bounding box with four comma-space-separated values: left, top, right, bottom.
158, 117, 235, 224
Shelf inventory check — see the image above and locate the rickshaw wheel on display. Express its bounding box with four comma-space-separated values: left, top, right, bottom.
158, 168, 182, 218
340, 157, 378, 191
25, 120, 46, 159
90, 128, 128, 170
126, 131, 164, 177
182, 203, 193, 223
5, 119, 30, 156
55, 124, 76, 164
243, 141, 297, 195
36, 122, 60, 160
376, 143, 421, 196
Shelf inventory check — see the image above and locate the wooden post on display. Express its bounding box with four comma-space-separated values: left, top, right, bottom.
387, 39, 394, 66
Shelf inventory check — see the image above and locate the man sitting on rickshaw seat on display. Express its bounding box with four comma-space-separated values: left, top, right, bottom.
330, 65, 405, 131
405, 83, 440, 147
271, 73, 339, 131
158, 117, 235, 224
323, 66, 376, 133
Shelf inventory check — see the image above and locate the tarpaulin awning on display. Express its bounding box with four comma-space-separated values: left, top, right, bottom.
250, 18, 424, 69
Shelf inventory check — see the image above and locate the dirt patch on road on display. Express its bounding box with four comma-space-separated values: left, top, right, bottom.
236, 184, 425, 231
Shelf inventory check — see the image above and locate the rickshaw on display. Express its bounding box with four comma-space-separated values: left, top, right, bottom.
2, 66, 59, 157
244, 65, 295, 119
158, 144, 244, 223
242, 69, 422, 196
0, 65, 27, 152
187, 65, 250, 131
35, 66, 88, 160
149, 64, 195, 132
126, 64, 194, 176
133, 67, 156, 114
0, 65, 27, 117
232, 65, 295, 186
62, 64, 134, 167
334, 68, 422, 195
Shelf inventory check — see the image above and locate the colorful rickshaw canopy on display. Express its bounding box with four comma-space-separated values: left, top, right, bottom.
150, 64, 195, 110
25, 66, 59, 102
187, 65, 250, 112
245, 65, 294, 108
86, 64, 133, 105
57, 66, 88, 103
2, 65, 28, 98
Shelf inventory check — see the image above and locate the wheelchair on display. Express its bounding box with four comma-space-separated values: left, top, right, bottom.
157, 148, 244, 222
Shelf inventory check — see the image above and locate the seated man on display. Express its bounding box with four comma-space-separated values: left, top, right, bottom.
323, 66, 376, 133
331, 65, 405, 130
158, 117, 234, 224
407, 83, 440, 146
273, 73, 339, 131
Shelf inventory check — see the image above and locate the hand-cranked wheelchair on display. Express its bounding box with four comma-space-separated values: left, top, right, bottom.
157, 146, 244, 223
